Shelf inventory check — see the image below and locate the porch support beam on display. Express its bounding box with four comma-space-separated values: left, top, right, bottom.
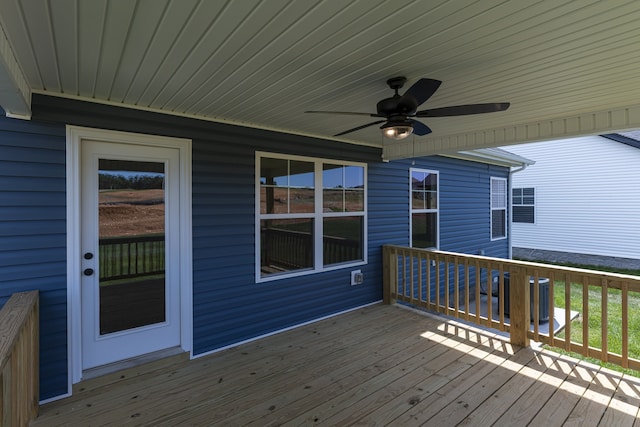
383, 103, 640, 160
0, 21, 31, 119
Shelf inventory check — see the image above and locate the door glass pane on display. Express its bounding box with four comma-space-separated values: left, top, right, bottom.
98, 159, 166, 335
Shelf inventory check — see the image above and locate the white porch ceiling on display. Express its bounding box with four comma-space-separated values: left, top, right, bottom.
1, 0, 640, 159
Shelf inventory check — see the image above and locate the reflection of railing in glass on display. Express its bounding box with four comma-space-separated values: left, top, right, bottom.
261, 228, 361, 274
99, 234, 166, 334
262, 228, 313, 273
99, 234, 165, 282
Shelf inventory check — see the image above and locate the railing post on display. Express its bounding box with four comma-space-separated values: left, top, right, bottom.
0, 291, 39, 426
509, 267, 530, 347
382, 246, 396, 304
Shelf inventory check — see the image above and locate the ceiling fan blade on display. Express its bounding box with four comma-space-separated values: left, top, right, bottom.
305, 110, 379, 117
416, 102, 510, 117
401, 78, 442, 106
334, 120, 386, 137
410, 119, 432, 136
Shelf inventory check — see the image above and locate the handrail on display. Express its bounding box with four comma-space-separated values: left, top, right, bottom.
99, 234, 165, 281
0, 290, 39, 425
382, 245, 640, 371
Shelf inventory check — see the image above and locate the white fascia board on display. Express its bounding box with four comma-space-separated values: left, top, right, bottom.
383, 104, 640, 161
444, 148, 536, 168
0, 22, 31, 119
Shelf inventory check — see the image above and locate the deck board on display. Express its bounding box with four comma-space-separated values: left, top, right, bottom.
32, 304, 640, 426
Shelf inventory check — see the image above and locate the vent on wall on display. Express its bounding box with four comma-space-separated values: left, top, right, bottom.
351, 270, 364, 286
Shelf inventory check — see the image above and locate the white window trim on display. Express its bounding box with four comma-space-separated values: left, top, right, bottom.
255, 151, 367, 283
409, 168, 439, 249
491, 176, 508, 241
512, 187, 536, 224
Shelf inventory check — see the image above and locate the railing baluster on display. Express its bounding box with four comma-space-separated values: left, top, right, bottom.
418, 252, 423, 305
533, 271, 540, 340
548, 271, 555, 347
621, 282, 629, 369
454, 257, 460, 318
601, 278, 608, 363
435, 256, 440, 311
444, 256, 450, 315
464, 258, 470, 322
410, 251, 415, 304
582, 276, 589, 357
565, 274, 571, 352
475, 260, 481, 324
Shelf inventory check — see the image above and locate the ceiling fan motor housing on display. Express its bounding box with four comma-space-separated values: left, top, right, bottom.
376, 96, 418, 117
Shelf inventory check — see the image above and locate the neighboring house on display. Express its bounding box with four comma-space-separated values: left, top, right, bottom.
503, 133, 640, 268
0, 95, 530, 401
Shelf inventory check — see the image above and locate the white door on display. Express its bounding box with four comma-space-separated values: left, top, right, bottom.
80, 139, 181, 370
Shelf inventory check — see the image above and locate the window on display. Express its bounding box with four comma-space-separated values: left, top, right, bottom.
512, 187, 535, 223
491, 177, 507, 240
257, 152, 366, 280
410, 169, 438, 248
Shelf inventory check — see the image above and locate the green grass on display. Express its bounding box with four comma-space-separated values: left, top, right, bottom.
539, 261, 640, 377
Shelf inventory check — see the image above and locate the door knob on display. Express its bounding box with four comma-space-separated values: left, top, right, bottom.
84, 252, 94, 260
83, 268, 94, 276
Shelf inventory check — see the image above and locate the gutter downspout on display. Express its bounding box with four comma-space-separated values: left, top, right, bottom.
508, 164, 528, 259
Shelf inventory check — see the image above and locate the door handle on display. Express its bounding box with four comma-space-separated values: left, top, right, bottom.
84, 252, 94, 260
83, 268, 94, 276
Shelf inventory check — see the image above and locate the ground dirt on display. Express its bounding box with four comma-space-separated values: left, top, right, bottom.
99, 189, 165, 237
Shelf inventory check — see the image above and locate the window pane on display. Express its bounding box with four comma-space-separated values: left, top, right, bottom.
523, 188, 535, 196
344, 166, 364, 189
492, 210, 506, 238
261, 186, 289, 214
260, 157, 288, 186
411, 171, 425, 190
523, 196, 534, 205
412, 191, 425, 209
323, 189, 343, 212
323, 164, 343, 188
290, 187, 314, 213
513, 206, 534, 223
323, 164, 364, 212
412, 212, 437, 248
344, 189, 364, 212
323, 216, 363, 266
261, 219, 314, 276
424, 173, 437, 191
492, 178, 507, 208
289, 160, 314, 187
425, 191, 437, 209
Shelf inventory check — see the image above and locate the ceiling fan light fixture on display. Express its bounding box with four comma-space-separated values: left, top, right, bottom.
381, 121, 413, 140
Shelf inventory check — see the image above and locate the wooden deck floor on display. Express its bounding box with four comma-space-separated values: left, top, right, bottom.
32, 304, 640, 426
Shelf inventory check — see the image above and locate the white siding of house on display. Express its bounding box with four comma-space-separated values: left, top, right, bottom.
504, 136, 640, 260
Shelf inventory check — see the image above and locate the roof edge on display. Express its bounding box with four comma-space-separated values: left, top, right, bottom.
444, 147, 536, 168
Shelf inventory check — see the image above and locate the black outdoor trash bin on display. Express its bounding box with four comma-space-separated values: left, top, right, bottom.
499, 273, 550, 323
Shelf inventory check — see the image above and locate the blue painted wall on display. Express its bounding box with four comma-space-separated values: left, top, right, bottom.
0, 95, 510, 400
0, 116, 68, 399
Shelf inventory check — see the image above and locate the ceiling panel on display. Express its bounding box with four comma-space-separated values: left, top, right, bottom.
1, 0, 640, 155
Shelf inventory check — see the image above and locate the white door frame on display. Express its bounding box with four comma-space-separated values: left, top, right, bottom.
66, 125, 193, 387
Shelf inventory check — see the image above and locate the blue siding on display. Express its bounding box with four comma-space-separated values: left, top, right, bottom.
0, 94, 510, 400
369, 156, 510, 261
0, 118, 68, 400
